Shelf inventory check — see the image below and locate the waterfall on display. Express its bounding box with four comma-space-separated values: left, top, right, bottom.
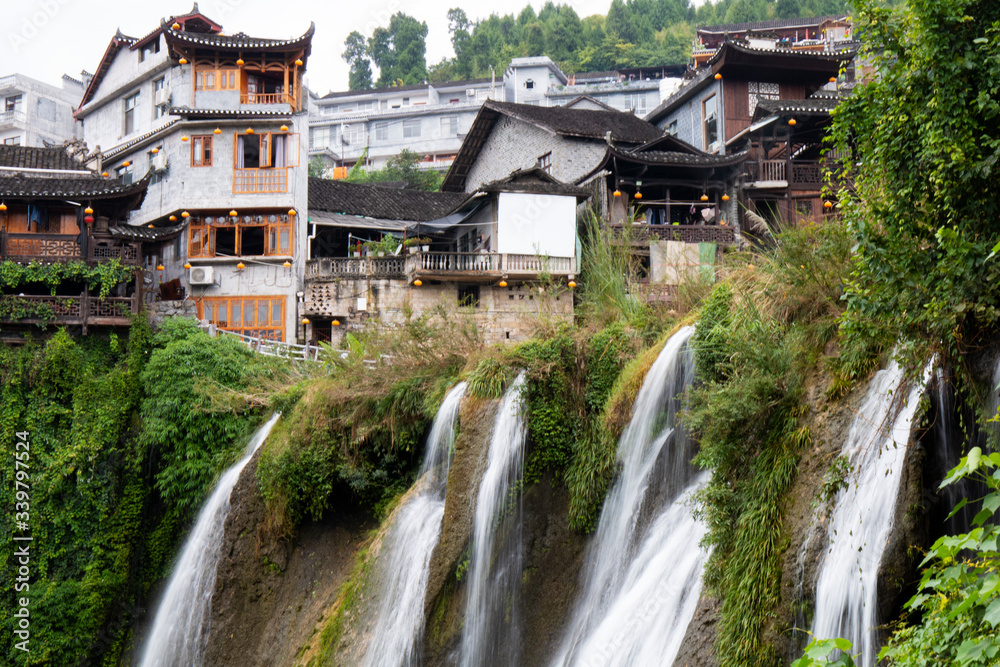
363, 382, 467, 667
552, 326, 708, 667
140, 413, 281, 667
811, 362, 926, 667
459, 372, 528, 667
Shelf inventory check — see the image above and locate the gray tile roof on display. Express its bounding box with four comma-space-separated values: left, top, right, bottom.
0, 145, 91, 171
308, 179, 469, 222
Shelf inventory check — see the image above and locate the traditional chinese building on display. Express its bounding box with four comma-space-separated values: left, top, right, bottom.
75, 4, 313, 342
0, 144, 162, 336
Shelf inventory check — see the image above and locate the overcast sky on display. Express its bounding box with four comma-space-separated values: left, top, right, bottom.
1, 0, 622, 98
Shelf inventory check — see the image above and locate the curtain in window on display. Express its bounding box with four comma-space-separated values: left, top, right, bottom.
274, 134, 286, 168
236, 135, 245, 168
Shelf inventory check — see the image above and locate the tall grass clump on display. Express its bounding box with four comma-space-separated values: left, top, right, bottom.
685, 217, 862, 666
577, 211, 650, 329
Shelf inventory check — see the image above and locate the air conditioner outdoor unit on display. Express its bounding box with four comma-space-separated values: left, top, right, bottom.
189, 266, 215, 285
466, 88, 476, 97
151, 151, 168, 172
154, 89, 170, 106
709, 141, 721, 153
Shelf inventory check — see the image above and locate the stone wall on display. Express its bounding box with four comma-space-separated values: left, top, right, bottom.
304, 277, 573, 345
147, 299, 198, 327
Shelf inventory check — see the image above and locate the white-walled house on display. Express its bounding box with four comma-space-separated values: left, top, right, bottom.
75, 5, 313, 342
0, 73, 83, 147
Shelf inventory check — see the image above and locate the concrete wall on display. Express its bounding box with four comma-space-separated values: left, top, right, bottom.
654, 79, 723, 153
0, 73, 82, 146
463, 116, 607, 192
304, 278, 573, 345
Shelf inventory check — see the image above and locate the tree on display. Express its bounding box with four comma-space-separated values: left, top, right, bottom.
343, 150, 443, 191
342, 31, 372, 90
831, 0, 1000, 364
367, 13, 429, 88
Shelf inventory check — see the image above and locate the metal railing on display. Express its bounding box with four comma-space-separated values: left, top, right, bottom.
215, 328, 324, 362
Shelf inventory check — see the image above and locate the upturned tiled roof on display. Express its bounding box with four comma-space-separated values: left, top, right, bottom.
168, 107, 294, 119
308, 179, 470, 222
0, 170, 152, 199
161, 20, 314, 52
109, 222, 185, 241
478, 167, 592, 198
698, 15, 847, 34
483, 100, 663, 144
0, 145, 91, 171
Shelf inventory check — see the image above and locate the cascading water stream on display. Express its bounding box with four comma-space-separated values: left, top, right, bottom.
552, 326, 709, 667
363, 382, 467, 667
810, 362, 927, 667
459, 372, 528, 667
140, 412, 281, 667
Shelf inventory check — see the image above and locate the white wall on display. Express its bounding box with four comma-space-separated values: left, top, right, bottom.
497, 192, 576, 258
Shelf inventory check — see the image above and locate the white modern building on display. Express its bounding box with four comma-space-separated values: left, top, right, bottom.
309, 57, 683, 175
0, 73, 84, 147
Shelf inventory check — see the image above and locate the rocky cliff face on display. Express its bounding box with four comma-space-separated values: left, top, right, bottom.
194, 354, 995, 666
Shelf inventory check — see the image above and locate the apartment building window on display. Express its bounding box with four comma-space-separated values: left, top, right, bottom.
124, 92, 139, 135
310, 126, 331, 149
457, 285, 480, 308
402, 118, 421, 138
440, 116, 458, 137
189, 212, 294, 258
199, 296, 285, 341
375, 121, 389, 141
666, 120, 678, 136
402, 97, 410, 106
116, 163, 133, 185
153, 77, 167, 118
538, 152, 552, 174
358, 100, 376, 112
138, 38, 160, 62
703, 94, 719, 151
623, 93, 647, 115
5, 95, 22, 113
525, 79, 534, 89
232, 132, 299, 193
4, 137, 21, 145
192, 135, 213, 166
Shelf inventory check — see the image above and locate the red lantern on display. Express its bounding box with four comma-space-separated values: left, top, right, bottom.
84, 215, 95, 224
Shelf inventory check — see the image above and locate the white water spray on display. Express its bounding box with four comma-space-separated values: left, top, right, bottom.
140, 413, 281, 667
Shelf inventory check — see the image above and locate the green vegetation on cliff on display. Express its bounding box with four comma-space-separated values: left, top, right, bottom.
0, 319, 279, 666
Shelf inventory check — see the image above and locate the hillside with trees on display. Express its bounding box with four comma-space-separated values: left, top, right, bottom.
342, 0, 852, 90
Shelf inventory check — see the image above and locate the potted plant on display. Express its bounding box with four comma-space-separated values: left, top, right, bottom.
403, 237, 432, 253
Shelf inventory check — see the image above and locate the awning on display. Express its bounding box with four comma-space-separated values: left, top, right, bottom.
405, 199, 488, 236
308, 210, 409, 232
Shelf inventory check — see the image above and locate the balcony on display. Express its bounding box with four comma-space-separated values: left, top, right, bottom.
233, 168, 288, 194
0, 232, 141, 264
305, 251, 577, 283
0, 109, 26, 125
241, 92, 292, 105
0, 292, 139, 330
745, 160, 825, 189
609, 223, 737, 246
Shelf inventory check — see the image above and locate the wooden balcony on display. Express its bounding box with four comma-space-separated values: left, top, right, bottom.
746, 160, 825, 189
233, 168, 289, 194
0, 232, 141, 264
610, 223, 737, 246
0, 292, 139, 331
305, 251, 577, 283
240, 92, 292, 105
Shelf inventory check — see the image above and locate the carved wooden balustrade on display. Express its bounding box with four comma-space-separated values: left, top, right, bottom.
0, 232, 141, 265
0, 292, 139, 330
609, 223, 737, 246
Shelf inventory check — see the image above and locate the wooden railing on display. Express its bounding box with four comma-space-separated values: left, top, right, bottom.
746, 160, 826, 187
610, 223, 737, 246
1, 232, 141, 265
233, 168, 288, 193
240, 92, 291, 105
0, 292, 138, 329
1, 233, 82, 261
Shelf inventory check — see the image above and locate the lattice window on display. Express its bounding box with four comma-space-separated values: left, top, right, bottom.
198, 296, 285, 341
748, 81, 780, 117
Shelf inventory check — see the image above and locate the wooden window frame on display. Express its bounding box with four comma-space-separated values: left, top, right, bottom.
197, 296, 285, 341
187, 213, 294, 258
192, 135, 213, 167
